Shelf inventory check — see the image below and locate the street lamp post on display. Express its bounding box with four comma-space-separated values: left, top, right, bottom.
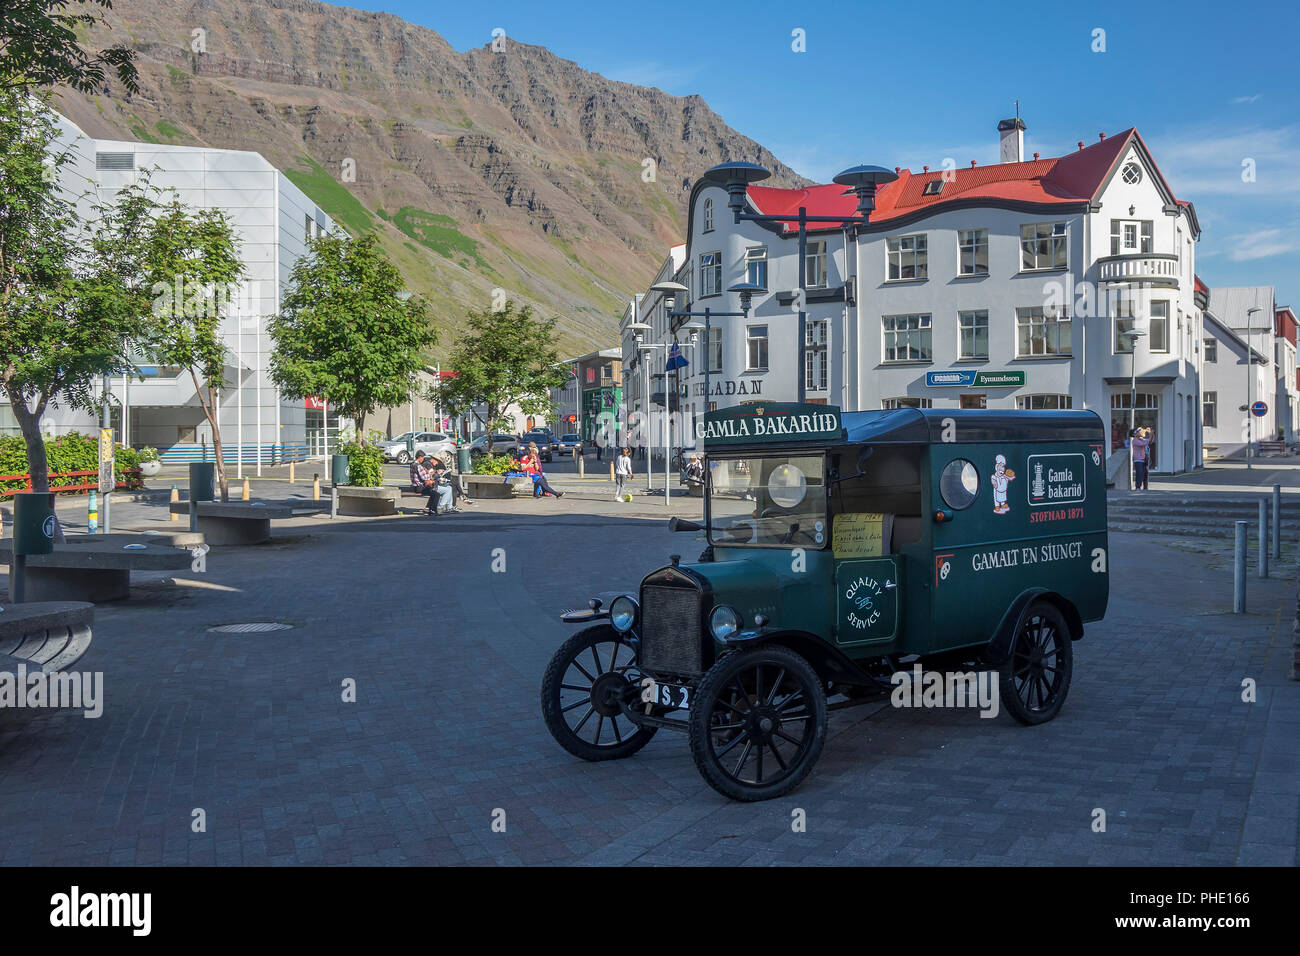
1245, 306, 1265, 470
648, 280, 760, 415
699, 162, 898, 403
627, 322, 666, 498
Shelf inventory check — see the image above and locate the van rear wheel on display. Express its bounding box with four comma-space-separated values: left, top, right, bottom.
999, 602, 1073, 725
689, 646, 828, 802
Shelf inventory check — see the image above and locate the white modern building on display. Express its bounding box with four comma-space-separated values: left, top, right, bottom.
1200, 286, 1295, 457
0, 110, 337, 468
671, 120, 1205, 473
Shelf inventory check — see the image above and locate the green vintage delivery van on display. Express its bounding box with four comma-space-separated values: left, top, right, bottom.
540, 403, 1110, 801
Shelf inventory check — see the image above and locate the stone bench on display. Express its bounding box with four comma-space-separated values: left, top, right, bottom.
0, 601, 94, 674
66, 530, 206, 549
463, 475, 535, 499
168, 500, 292, 544
0, 541, 195, 602
334, 485, 399, 516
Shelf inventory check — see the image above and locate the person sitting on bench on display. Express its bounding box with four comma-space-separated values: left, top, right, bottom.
411, 451, 453, 514
427, 458, 464, 512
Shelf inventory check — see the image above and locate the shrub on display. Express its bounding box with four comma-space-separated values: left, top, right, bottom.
137, 446, 161, 463
473, 453, 515, 476
339, 440, 385, 487
0, 431, 144, 495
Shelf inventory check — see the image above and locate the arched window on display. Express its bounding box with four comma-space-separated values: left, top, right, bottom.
703, 198, 714, 233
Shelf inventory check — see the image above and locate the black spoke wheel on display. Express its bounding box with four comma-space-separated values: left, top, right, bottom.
541, 625, 657, 761
688, 645, 827, 802
999, 601, 1073, 725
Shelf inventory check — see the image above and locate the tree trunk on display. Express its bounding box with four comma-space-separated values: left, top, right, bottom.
5, 388, 64, 541
191, 370, 229, 501
354, 410, 366, 443
7, 390, 50, 493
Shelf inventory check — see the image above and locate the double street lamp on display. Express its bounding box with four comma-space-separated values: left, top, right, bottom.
699, 161, 899, 403
1245, 306, 1265, 470
1122, 327, 1148, 489
625, 323, 669, 501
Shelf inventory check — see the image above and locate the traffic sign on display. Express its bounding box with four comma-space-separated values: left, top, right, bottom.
1252, 401, 1268, 417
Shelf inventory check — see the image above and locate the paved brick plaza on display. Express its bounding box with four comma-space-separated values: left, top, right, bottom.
1, 481, 1297, 866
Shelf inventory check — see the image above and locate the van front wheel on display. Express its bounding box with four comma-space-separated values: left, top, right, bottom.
999, 602, 1073, 725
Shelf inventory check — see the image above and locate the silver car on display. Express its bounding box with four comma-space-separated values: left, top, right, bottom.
379, 431, 456, 465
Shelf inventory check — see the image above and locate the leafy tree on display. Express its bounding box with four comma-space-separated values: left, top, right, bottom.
269, 232, 437, 439
435, 300, 566, 451
139, 200, 245, 501
0, 91, 154, 495
0, 0, 138, 95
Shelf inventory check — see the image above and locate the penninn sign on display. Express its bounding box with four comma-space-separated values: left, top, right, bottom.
695, 402, 844, 445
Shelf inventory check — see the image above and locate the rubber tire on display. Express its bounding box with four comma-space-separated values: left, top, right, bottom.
689, 645, 828, 802
396, 450, 411, 464
541, 625, 657, 762
999, 601, 1073, 726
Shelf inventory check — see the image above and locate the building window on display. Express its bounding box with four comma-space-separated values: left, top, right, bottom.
1121, 162, 1143, 185
1016, 394, 1073, 410
806, 240, 828, 288
1110, 219, 1153, 255
1114, 298, 1145, 353
886, 234, 928, 280
1016, 306, 1072, 356
1020, 222, 1068, 271
1148, 301, 1169, 352
703, 198, 714, 233
708, 326, 723, 373
958, 229, 988, 276
883, 314, 933, 362
746, 325, 768, 370
882, 397, 933, 409
958, 310, 989, 360
1202, 391, 1217, 428
699, 251, 722, 297
601, 364, 613, 382
805, 350, 828, 390
745, 246, 768, 290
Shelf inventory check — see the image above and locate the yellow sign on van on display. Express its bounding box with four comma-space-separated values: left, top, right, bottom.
833, 512, 888, 559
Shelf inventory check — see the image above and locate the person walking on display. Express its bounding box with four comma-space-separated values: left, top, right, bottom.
593, 433, 602, 462
614, 446, 633, 501
1130, 426, 1152, 491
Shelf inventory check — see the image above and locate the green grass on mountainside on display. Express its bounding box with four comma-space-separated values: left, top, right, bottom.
392, 207, 488, 270
283, 156, 374, 235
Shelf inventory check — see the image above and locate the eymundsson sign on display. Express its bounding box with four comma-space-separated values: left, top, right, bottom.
696, 403, 844, 444
925, 370, 1027, 388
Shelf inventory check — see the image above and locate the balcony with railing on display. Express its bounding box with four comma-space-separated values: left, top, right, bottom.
1097, 253, 1181, 287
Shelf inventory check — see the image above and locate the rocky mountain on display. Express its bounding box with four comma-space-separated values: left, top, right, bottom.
58, 0, 807, 356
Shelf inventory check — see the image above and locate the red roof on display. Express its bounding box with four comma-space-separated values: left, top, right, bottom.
1195, 275, 1209, 296
745, 129, 1177, 234
1276, 307, 1297, 346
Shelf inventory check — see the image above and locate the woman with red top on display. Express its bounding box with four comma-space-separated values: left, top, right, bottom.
525, 442, 563, 498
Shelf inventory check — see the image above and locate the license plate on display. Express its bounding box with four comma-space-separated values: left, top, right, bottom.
640, 677, 691, 711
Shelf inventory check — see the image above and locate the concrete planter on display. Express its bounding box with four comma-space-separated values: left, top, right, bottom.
337, 486, 399, 516
138, 460, 163, 477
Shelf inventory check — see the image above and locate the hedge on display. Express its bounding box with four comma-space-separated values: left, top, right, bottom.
0, 432, 142, 496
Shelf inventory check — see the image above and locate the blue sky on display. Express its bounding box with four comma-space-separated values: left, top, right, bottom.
353, 0, 1299, 305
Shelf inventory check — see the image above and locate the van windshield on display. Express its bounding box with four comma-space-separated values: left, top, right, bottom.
707, 454, 828, 549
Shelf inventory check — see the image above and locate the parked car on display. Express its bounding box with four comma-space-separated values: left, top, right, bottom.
468, 434, 521, 460
379, 431, 455, 465
555, 434, 584, 456
520, 431, 553, 462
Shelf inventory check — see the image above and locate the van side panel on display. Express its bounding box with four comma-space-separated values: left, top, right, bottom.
924, 440, 1110, 655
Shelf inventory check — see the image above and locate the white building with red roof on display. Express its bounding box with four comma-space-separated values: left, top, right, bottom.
676, 119, 1205, 473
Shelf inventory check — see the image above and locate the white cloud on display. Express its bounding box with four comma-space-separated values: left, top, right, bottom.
1230, 94, 1262, 104
1224, 228, 1300, 262
1148, 125, 1300, 199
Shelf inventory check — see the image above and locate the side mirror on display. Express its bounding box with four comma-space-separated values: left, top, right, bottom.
668, 517, 703, 533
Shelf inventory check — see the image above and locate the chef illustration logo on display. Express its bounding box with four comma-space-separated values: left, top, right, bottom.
991, 453, 1015, 515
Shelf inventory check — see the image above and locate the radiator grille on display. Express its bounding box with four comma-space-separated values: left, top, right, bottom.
640, 585, 703, 676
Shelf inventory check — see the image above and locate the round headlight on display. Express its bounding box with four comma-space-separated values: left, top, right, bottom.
709, 605, 742, 641
608, 595, 638, 633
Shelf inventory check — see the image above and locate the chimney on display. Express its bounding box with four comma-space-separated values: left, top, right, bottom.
998, 116, 1026, 163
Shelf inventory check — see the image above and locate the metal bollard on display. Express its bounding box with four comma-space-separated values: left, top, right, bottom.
169, 484, 179, 522
1272, 484, 1281, 561
1259, 499, 1268, 579
313, 474, 320, 501
330, 484, 338, 519
1234, 520, 1247, 613
289, 461, 295, 484
88, 489, 98, 534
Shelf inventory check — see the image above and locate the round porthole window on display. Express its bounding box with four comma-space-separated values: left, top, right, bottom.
767, 463, 808, 509
939, 459, 980, 510
1121, 162, 1142, 185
